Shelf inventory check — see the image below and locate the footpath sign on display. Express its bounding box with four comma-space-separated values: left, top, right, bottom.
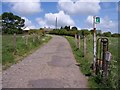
95, 17, 100, 24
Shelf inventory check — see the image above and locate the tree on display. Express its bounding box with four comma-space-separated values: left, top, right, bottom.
0, 15, 2, 32
90, 29, 94, 35
64, 26, 70, 31
111, 33, 120, 37
103, 32, 111, 37
60, 26, 63, 29
81, 29, 90, 36
71, 26, 77, 31
2, 12, 25, 34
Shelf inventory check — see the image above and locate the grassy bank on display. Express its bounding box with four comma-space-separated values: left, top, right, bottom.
66, 35, 118, 88
2, 34, 52, 70
0, 35, 1, 64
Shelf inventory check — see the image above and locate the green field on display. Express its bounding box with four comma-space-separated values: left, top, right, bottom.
66, 35, 119, 88
2, 34, 52, 70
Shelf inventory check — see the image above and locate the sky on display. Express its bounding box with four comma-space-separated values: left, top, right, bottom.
1, 0, 120, 33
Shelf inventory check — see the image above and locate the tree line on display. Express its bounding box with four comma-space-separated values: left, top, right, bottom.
50, 26, 120, 37
1, 12, 120, 37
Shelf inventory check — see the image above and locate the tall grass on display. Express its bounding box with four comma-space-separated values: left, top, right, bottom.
0, 35, 1, 64
66, 35, 119, 88
2, 34, 52, 69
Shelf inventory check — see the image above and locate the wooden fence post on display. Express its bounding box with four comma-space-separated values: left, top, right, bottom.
38, 35, 40, 40
13, 33, 16, 54
83, 35, 86, 57
25, 35, 28, 45
33, 33, 35, 42
75, 34, 77, 48
78, 35, 80, 49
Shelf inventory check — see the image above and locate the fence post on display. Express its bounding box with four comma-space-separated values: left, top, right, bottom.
33, 33, 35, 42
101, 39, 108, 78
13, 33, 16, 54
75, 34, 77, 48
38, 35, 40, 40
25, 35, 28, 45
83, 35, 86, 57
78, 35, 80, 49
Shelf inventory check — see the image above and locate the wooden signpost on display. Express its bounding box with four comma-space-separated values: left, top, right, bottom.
93, 16, 100, 74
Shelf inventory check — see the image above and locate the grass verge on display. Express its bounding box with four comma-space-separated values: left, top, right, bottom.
2, 34, 52, 70
65, 35, 119, 88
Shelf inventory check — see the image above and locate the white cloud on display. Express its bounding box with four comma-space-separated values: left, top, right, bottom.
58, 0, 101, 15
2, 0, 40, 2
36, 11, 75, 28
85, 15, 118, 33
77, 27, 81, 30
36, 18, 47, 27
22, 17, 36, 29
9, 0, 41, 16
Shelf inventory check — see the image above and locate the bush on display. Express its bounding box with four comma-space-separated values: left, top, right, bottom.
49, 29, 78, 36
111, 33, 120, 37
103, 32, 111, 37
28, 29, 45, 35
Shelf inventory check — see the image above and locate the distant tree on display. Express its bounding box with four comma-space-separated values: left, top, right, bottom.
103, 32, 111, 37
40, 28, 43, 30
111, 33, 120, 37
64, 26, 70, 31
90, 29, 94, 35
0, 15, 2, 25
0, 15, 1, 21
0, 15, 2, 33
71, 26, 77, 31
60, 26, 63, 29
81, 29, 90, 36
2, 12, 25, 34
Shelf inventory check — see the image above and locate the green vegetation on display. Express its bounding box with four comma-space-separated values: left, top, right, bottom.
106, 37, 119, 88
48, 26, 120, 38
1, 12, 53, 69
2, 12, 25, 34
49, 29, 77, 36
111, 33, 120, 37
66, 35, 93, 75
102, 32, 111, 37
49, 26, 91, 37
2, 34, 52, 70
0, 35, 1, 64
66, 35, 119, 88
1, 11, 119, 88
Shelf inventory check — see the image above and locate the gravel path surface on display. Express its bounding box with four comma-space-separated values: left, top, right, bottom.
2, 35, 88, 88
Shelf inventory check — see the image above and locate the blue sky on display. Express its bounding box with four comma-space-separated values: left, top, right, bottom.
1, 0, 119, 33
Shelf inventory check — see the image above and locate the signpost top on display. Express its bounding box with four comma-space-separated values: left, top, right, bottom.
95, 17, 100, 24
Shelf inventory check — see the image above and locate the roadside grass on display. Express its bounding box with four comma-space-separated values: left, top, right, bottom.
107, 37, 119, 88
66, 35, 119, 88
0, 35, 1, 64
66, 35, 93, 74
2, 34, 52, 70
